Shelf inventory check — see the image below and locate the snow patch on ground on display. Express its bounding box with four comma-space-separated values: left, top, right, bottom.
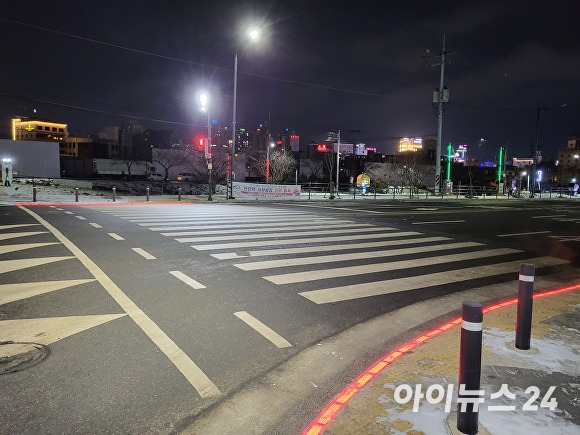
483, 328, 580, 376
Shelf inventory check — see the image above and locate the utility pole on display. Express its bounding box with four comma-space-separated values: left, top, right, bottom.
426, 36, 453, 195
336, 130, 341, 197
531, 108, 543, 197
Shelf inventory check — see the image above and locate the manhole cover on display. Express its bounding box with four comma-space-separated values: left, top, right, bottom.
0, 341, 50, 375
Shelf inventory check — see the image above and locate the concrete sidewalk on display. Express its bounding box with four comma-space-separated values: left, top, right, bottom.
313, 287, 580, 435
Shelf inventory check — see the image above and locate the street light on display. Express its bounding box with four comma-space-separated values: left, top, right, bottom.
229, 26, 262, 199
199, 91, 212, 201
266, 141, 275, 183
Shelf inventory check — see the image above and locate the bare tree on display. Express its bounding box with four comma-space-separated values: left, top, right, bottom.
366, 163, 398, 191
301, 158, 324, 181
152, 148, 188, 180
250, 150, 297, 184
398, 153, 431, 197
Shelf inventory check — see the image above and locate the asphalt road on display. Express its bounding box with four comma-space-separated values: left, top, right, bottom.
0, 199, 578, 434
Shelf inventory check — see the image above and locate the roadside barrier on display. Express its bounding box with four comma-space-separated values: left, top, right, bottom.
516, 263, 535, 350
178, 187, 182, 201
112, 187, 116, 202
146, 187, 150, 201
75, 187, 79, 202
457, 301, 483, 434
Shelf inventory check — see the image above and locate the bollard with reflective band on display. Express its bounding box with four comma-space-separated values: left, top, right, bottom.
32, 186, 37, 202
457, 301, 483, 435
75, 187, 79, 202
178, 187, 181, 201
112, 187, 116, 202
516, 263, 535, 350
146, 187, 150, 201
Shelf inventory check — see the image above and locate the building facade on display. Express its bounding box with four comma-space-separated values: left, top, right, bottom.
12, 118, 67, 142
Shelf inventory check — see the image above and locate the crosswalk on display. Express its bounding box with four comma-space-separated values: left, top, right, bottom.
92, 204, 570, 304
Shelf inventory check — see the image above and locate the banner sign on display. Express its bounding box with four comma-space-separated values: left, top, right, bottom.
233, 182, 301, 200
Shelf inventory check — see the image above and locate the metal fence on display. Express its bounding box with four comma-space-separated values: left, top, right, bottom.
297, 181, 577, 200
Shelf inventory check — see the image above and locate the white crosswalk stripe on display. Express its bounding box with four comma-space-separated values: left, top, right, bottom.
89, 204, 571, 304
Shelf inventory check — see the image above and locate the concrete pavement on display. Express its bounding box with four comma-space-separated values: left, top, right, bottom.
306, 284, 580, 435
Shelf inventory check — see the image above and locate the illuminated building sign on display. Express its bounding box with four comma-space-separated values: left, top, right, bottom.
399, 137, 423, 153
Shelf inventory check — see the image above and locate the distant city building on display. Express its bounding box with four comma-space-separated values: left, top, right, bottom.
512, 157, 534, 167
557, 134, 580, 170
456, 144, 467, 162
11, 118, 67, 142
60, 137, 107, 158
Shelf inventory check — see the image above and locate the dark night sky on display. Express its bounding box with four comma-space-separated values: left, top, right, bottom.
0, 0, 578, 161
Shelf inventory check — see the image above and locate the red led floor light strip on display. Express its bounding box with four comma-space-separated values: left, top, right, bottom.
303, 283, 580, 435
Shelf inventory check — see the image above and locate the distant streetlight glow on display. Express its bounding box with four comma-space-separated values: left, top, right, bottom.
199, 91, 212, 201
248, 28, 260, 40
230, 25, 263, 199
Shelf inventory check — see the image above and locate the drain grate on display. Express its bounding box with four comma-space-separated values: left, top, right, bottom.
0, 341, 50, 375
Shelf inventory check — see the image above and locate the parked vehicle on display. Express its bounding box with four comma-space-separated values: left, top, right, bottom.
177, 172, 194, 182
93, 159, 147, 178
148, 172, 165, 181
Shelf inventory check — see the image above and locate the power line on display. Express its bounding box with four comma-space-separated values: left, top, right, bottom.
0, 90, 205, 128
0, 17, 421, 103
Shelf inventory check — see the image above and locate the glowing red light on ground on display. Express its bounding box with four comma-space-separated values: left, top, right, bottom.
302, 283, 580, 434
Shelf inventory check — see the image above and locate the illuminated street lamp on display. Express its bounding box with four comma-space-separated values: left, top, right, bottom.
199, 91, 212, 201
230, 26, 262, 199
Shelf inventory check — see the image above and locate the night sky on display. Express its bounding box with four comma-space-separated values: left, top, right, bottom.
1, 0, 578, 161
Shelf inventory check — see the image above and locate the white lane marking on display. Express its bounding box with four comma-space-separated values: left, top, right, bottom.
532, 215, 565, 218
0, 257, 74, 274
19, 206, 219, 398
497, 230, 551, 237
0, 279, 96, 305
140, 218, 345, 228
132, 248, 156, 260
235, 242, 483, 271
175, 227, 388, 243
0, 231, 48, 241
0, 242, 59, 255
126, 215, 315, 224
193, 231, 406, 250
299, 256, 569, 304
288, 203, 388, 214
0, 224, 40, 230
146, 220, 357, 232
415, 208, 439, 211
211, 234, 443, 259
65, 211, 74, 215
108, 232, 125, 240
212, 253, 245, 260
265, 248, 521, 285
90, 223, 103, 228
412, 220, 466, 225
233, 311, 292, 348
169, 271, 206, 289
75, 216, 87, 220
56, 208, 64, 210
0, 315, 127, 346
162, 223, 374, 237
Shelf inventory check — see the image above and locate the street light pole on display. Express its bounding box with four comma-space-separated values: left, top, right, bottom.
200, 92, 212, 201
229, 53, 238, 200
266, 141, 274, 183
531, 108, 542, 197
